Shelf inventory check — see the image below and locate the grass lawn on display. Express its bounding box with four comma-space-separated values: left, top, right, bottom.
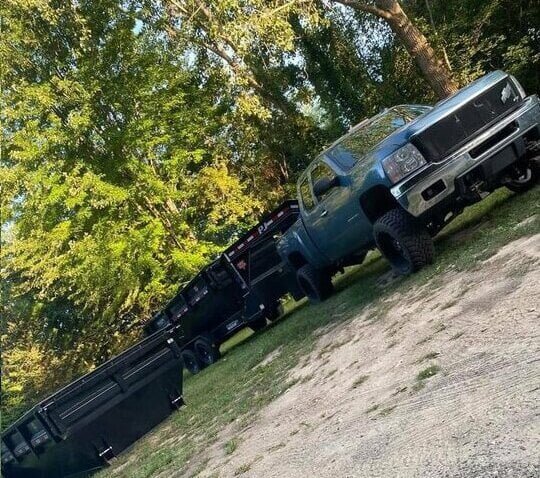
99, 186, 540, 478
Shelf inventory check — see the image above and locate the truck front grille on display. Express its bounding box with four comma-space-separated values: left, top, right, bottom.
413, 78, 522, 162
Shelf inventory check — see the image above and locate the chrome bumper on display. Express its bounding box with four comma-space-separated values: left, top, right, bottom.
391, 95, 540, 217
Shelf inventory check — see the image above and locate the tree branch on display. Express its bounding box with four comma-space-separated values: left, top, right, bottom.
333, 0, 391, 19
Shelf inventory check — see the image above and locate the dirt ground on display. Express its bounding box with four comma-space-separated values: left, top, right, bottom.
183, 234, 540, 478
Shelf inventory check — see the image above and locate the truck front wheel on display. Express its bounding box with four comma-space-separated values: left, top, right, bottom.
181, 349, 202, 375
193, 337, 221, 367
296, 264, 334, 303
373, 208, 434, 275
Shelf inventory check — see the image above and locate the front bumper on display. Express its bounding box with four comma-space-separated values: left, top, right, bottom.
391, 94, 540, 217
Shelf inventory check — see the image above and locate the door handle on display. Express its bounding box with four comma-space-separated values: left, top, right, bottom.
320, 210, 328, 217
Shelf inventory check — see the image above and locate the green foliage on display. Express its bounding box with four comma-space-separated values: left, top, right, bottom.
1, 0, 262, 424
2, 0, 539, 428
402, 0, 540, 91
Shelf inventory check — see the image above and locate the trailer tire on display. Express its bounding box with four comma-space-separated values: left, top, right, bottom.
249, 316, 267, 332
266, 303, 284, 322
373, 208, 434, 275
193, 337, 221, 367
296, 264, 334, 303
181, 349, 202, 375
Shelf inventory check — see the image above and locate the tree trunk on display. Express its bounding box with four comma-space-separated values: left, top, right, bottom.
337, 0, 459, 99
381, 1, 458, 98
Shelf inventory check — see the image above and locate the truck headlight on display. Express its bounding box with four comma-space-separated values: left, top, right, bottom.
382, 143, 427, 183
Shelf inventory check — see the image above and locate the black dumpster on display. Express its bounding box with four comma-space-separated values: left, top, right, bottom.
1, 327, 184, 478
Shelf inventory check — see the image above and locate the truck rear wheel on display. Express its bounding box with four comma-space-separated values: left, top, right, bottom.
193, 337, 221, 367
296, 264, 334, 303
181, 349, 202, 375
373, 208, 434, 275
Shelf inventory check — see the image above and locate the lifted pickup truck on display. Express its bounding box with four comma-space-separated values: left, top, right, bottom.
277, 71, 540, 302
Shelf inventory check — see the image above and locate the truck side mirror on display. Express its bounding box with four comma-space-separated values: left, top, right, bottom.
313, 176, 340, 199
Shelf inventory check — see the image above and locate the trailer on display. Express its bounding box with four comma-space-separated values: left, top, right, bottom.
1, 326, 185, 478
144, 200, 304, 374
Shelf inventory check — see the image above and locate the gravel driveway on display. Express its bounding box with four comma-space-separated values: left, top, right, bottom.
185, 234, 540, 478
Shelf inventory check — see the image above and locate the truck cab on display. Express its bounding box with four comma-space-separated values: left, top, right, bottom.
278, 71, 539, 303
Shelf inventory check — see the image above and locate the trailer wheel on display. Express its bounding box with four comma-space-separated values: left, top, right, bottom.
266, 303, 284, 322
181, 349, 202, 375
249, 316, 267, 332
193, 337, 221, 367
296, 264, 334, 303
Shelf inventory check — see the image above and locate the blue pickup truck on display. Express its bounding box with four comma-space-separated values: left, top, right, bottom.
277, 71, 540, 302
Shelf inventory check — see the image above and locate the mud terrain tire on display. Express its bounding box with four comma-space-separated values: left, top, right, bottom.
374, 208, 434, 275
296, 264, 334, 303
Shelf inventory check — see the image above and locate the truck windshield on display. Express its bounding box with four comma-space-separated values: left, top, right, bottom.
329, 105, 429, 169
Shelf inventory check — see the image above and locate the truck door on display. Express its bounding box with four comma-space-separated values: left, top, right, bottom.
304, 158, 365, 262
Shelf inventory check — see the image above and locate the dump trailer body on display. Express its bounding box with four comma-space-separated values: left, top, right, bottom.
144, 200, 303, 344
144, 256, 248, 343
223, 200, 304, 308
1, 327, 184, 478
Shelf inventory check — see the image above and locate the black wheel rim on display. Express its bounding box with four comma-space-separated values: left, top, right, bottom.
378, 231, 410, 274
509, 167, 532, 186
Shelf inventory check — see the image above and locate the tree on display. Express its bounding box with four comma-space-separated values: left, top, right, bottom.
156, 0, 329, 185
1, 0, 262, 372
405, 0, 540, 94
3, 0, 535, 430
290, 8, 380, 131
333, 0, 458, 98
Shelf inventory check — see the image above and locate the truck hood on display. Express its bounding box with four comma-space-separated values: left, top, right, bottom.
372, 70, 514, 160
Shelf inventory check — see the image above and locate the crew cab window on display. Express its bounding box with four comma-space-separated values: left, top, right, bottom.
330, 105, 430, 169
299, 177, 315, 211
310, 161, 337, 201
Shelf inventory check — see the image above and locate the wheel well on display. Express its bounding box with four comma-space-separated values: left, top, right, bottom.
287, 251, 307, 270
360, 185, 400, 224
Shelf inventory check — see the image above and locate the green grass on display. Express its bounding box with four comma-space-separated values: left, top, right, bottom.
416, 365, 441, 381
352, 375, 370, 389
98, 186, 539, 478
224, 438, 239, 455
